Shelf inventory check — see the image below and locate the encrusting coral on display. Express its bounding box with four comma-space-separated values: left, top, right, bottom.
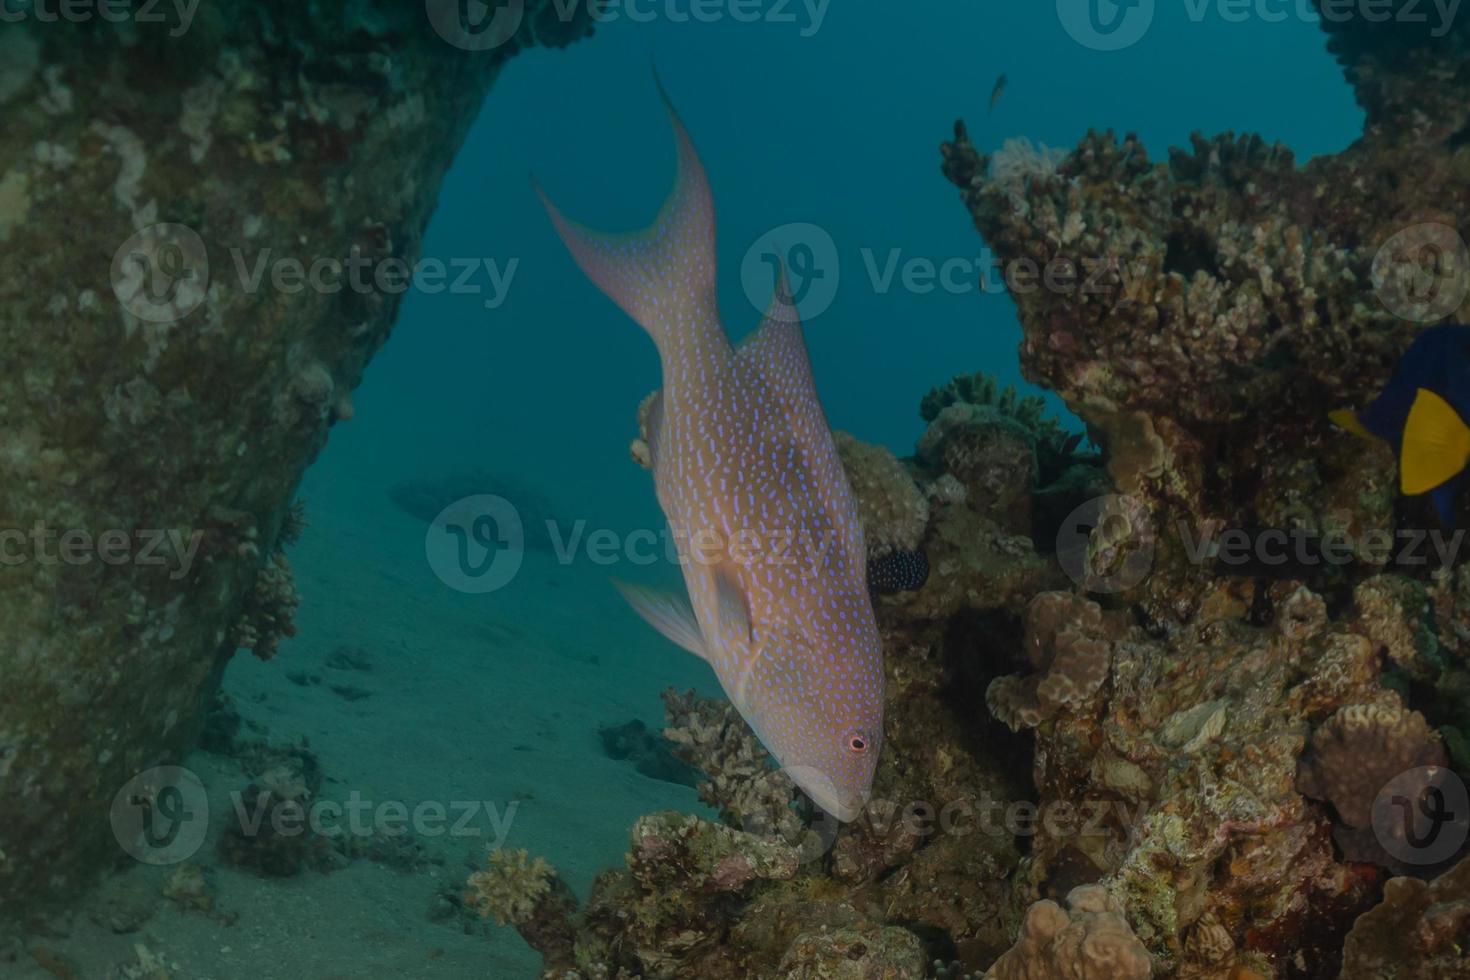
985, 885, 1152, 980
1339, 854, 1470, 979
986, 591, 1121, 732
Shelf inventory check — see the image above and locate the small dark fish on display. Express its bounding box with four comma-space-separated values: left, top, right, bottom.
988, 74, 1007, 115
1062, 431, 1085, 455
867, 549, 930, 598
1330, 323, 1470, 525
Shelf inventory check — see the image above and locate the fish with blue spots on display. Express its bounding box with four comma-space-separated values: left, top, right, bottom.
1330, 323, 1470, 526
535, 80, 884, 822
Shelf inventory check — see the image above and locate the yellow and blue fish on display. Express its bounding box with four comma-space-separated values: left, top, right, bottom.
1331, 323, 1470, 526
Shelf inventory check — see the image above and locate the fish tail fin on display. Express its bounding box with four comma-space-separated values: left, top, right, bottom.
533, 80, 717, 349
1401, 388, 1470, 495
1329, 409, 1377, 442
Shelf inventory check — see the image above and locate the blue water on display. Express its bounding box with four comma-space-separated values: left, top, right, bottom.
286, 5, 1369, 974
337, 3, 1361, 546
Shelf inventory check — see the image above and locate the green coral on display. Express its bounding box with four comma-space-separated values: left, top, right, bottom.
465, 848, 555, 927
919, 371, 1091, 486
921, 372, 1069, 441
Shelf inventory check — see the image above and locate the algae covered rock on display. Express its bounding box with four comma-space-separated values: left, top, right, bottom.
0, 1, 592, 916
779, 924, 928, 979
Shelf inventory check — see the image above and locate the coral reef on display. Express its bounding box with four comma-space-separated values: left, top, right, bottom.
985, 885, 1151, 979
1339, 854, 1470, 978
985, 591, 1121, 732
0, 0, 593, 916
488, 11, 1470, 980
834, 431, 931, 557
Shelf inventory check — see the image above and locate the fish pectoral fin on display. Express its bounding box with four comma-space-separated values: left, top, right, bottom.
1401, 388, 1470, 495
613, 580, 709, 661
713, 563, 753, 645
1328, 409, 1377, 442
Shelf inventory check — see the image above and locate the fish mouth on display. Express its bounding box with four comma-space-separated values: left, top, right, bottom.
787, 769, 868, 823
817, 795, 865, 823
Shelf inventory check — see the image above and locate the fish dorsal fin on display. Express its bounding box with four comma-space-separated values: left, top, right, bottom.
613, 579, 709, 661
533, 77, 717, 350
1329, 409, 1377, 443
738, 268, 867, 580
1401, 388, 1470, 495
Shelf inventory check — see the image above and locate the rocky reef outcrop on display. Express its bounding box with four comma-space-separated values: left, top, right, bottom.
475, 6, 1470, 979
0, 2, 592, 918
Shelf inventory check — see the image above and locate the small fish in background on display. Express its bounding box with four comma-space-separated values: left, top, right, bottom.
535, 78, 885, 823
988, 73, 1007, 115
1330, 322, 1470, 526
867, 549, 929, 599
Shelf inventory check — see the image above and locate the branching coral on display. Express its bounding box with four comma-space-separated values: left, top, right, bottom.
662, 687, 808, 841
466, 848, 580, 975
465, 848, 556, 927
230, 550, 300, 661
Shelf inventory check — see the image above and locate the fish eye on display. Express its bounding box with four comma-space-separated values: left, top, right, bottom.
845, 731, 870, 754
